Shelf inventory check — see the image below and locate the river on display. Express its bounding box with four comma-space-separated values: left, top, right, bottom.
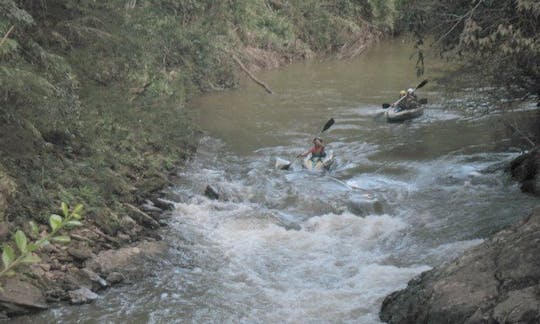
22, 39, 538, 323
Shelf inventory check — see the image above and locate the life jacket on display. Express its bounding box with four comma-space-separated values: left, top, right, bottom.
310, 146, 326, 159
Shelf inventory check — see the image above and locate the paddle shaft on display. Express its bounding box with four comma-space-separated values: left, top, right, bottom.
383, 79, 428, 108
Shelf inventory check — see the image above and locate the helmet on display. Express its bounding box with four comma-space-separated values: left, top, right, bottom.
399, 90, 406, 96
407, 88, 414, 94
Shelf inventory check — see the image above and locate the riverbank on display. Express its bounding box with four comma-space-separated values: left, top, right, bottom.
378, 147, 540, 324
0, 1, 390, 318
379, 205, 540, 323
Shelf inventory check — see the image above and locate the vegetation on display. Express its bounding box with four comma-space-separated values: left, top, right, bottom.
396, 0, 540, 101
1, 202, 83, 288
0, 1, 395, 241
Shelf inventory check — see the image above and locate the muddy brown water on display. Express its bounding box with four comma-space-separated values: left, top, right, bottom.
20, 39, 538, 323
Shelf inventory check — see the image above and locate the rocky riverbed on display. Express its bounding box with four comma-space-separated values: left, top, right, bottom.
0, 183, 176, 319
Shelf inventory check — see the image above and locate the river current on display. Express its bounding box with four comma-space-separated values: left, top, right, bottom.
24, 39, 538, 323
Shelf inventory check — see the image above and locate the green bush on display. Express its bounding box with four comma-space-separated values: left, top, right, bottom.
0, 203, 83, 288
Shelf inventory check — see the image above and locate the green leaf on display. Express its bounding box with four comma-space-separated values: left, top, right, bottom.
66, 220, 83, 227
29, 221, 39, 236
14, 230, 27, 254
61, 202, 69, 217
51, 236, 70, 243
72, 213, 82, 220
49, 214, 63, 231
2, 245, 15, 269
73, 204, 83, 215
27, 243, 38, 252
21, 254, 41, 264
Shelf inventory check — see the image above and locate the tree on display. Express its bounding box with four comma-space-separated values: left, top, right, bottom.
398, 0, 540, 100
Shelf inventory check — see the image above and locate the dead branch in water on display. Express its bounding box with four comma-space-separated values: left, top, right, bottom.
0, 26, 15, 48
232, 55, 273, 94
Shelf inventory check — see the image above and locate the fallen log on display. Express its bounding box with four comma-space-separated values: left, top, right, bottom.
232, 55, 273, 94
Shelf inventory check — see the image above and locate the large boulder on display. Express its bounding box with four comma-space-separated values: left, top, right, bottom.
510, 149, 540, 195
0, 278, 48, 316
84, 240, 167, 278
380, 207, 540, 324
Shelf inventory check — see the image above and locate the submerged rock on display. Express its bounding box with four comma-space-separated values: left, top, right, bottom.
204, 185, 220, 200
379, 207, 540, 324
347, 194, 384, 216
68, 287, 98, 305
106, 272, 125, 285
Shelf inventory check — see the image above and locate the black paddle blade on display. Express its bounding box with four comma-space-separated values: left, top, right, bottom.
416, 79, 428, 89
382, 103, 391, 109
322, 118, 335, 132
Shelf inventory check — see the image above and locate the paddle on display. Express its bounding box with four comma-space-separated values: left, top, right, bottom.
382, 79, 428, 109
276, 118, 335, 170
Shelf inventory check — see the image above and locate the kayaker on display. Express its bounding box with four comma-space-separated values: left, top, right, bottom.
297, 137, 326, 160
396, 88, 418, 111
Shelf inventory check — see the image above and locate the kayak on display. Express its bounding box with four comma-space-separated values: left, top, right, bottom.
302, 150, 334, 171
385, 104, 424, 122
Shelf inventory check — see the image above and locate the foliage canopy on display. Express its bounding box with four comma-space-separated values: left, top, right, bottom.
398, 0, 540, 100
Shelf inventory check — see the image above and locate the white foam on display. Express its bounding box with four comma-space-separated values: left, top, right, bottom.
172, 205, 429, 322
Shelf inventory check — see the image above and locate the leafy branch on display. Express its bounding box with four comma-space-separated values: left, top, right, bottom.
0, 202, 84, 284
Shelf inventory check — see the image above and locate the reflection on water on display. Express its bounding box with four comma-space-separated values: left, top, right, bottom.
22, 39, 537, 324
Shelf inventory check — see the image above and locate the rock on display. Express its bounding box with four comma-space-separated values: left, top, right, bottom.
0, 222, 9, 240
80, 268, 107, 290
204, 185, 220, 200
57, 273, 82, 292
509, 149, 540, 196
67, 247, 94, 261
39, 263, 51, 272
161, 189, 190, 203
347, 194, 383, 216
117, 233, 132, 242
0, 278, 48, 316
119, 215, 137, 230
50, 259, 61, 271
68, 287, 98, 305
492, 286, 540, 323
85, 241, 167, 278
380, 207, 540, 324
151, 197, 175, 211
106, 272, 125, 285
40, 243, 59, 253
141, 200, 163, 213
125, 203, 160, 229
